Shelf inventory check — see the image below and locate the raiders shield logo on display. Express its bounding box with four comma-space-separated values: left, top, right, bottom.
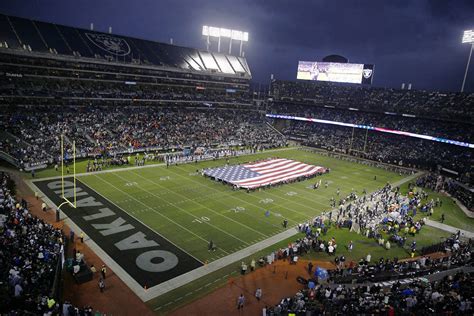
362, 69, 373, 79
85, 33, 131, 56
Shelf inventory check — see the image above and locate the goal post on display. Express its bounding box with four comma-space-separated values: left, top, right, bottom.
59, 134, 77, 209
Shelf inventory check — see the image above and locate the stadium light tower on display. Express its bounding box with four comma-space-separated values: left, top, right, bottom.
202, 25, 249, 56
461, 29, 474, 92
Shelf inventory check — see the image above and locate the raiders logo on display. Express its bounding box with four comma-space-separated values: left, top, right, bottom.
85, 33, 131, 56
362, 69, 373, 79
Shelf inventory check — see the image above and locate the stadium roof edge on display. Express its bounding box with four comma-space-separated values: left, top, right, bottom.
0, 13, 251, 79
0, 48, 251, 80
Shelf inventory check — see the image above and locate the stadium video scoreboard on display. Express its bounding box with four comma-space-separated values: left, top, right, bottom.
297, 61, 374, 84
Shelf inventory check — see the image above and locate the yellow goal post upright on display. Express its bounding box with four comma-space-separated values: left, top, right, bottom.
58, 134, 77, 209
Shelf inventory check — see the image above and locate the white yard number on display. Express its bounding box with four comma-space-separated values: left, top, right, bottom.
230, 206, 246, 213
125, 182, 138, 186
160, 176, 171, 181
286, 191, 297, 196
259, 198, 274, 204
192, 216, 210, 224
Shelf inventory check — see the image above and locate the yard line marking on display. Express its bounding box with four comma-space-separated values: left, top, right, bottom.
130, 170, 269, 239
92, 174, 229, 255
114, 172, 254, 245
163, 166, 311, 222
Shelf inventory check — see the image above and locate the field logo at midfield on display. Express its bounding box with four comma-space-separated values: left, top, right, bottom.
33, 178, 202, 287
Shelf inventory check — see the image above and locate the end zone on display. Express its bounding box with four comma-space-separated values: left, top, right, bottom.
29, 177, 202, 300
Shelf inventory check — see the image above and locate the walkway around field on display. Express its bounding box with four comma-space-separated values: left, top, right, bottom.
425, 219, 474, 239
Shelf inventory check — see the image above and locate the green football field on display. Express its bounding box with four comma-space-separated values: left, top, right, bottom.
77, 148, 405, 262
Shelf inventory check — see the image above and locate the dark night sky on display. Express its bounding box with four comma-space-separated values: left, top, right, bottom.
1, 0, 473, 92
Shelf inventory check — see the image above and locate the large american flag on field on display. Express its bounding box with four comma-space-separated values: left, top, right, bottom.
203, 158, 326, 189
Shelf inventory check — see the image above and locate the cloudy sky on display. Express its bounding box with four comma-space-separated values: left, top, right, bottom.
1, 0, 473, 91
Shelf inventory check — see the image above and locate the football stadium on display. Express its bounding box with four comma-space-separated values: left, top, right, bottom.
0, 1, 473, 315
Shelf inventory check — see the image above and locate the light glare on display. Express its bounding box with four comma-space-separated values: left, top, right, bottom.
462, 30, 474, 43
220, 28, 231, 38
202, 25, 249, 41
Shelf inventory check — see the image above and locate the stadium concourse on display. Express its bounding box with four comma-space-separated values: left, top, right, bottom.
0, 10, 473, 316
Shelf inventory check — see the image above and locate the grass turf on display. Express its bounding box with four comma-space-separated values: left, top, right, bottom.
76, 148, 405, 262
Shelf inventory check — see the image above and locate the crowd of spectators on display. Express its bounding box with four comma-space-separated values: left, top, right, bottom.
268, 270, 473, 315
1, 106, 287, 169
246, 181, 462, 275
271, 80, 474, 121
273, 112, 472, 178
270, 81, 472, 178
0, 77, 252, 105
0, 172, 62, 314
0, 173, 106, 315
274, 184, 431, 262
270, 102, 473, 142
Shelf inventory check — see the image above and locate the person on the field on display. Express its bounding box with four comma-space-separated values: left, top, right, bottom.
255, 288, 262, 301
99, 277, 105, 293
101, 265, 107, 279
237, 294, 245, 310
241, 262, 248, 275
208, 240, 216, 251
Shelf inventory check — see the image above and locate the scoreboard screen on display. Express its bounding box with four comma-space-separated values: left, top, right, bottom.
297, 61, 374, 84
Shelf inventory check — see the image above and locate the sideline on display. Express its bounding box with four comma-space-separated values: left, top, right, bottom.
31, 146, 298, 181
